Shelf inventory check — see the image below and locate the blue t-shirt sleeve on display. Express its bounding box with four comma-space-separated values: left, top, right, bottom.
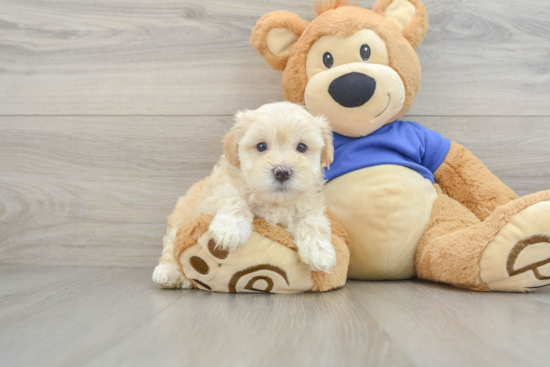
420, 126, 451, 173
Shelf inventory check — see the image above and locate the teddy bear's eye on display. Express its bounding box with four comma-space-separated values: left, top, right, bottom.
323, 52, 334, 68
256, 142, 267, 152
360, 44, 371, 61
296, 143, 308, 153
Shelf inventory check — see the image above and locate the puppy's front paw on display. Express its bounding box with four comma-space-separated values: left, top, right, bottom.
208, 214, 252, 251
297, 239, 337, 273
152, 263, 193, 289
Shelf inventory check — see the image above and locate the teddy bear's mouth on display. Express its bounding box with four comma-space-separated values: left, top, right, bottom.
374, 94, 391, 119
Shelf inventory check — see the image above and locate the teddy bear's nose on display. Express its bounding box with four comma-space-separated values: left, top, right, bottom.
328, 72, 376, 108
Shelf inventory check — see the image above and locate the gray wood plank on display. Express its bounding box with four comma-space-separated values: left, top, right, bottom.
0, 0, 549, 116
0, 266, 189, 367
346, 280, 550, 367
0, 266, 548, 367
1, 115, 549, 267
0, 116, 229, 267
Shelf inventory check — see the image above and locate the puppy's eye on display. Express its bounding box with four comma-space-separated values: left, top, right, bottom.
323, 52, 334, 68
256, 142, 267, 152
296, 143, 307, 153
360, 44, 371, 61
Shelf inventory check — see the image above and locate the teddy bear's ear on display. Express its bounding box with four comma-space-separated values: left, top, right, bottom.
373, 0, 429, 49
251, 11, 309, 71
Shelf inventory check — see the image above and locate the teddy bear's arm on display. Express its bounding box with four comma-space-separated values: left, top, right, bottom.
433, 142, 518, 221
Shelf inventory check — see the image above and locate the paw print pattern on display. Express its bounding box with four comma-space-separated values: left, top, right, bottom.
480, 200, 550, 292
179, 231, 315, 293
507, 234, 550, 281
208, 239, 229, 259
228, 264, 289, 293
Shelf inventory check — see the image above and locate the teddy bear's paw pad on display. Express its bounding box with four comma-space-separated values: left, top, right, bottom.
152, 264, 191, 289
506, 235, 550, 287
227, 264, 289, 293
180, 231, 315, 293
206, 238, 230, 260
188, 261, 292, 293
481, 201, 550, 292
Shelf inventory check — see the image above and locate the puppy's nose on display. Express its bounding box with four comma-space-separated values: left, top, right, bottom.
328, 72, 376, 108
273, 166, 292, 183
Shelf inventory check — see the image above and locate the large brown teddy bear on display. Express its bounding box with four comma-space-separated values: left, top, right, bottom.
249, 0, 550, 292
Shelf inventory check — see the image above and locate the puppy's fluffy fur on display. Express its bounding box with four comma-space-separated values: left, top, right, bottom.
153, 102, 336, 289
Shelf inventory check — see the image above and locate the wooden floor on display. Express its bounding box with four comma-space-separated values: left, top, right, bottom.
1, 1, 550, 366
1, 266, 549, 367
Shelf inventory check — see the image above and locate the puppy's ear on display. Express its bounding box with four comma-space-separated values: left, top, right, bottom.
315, 115, 334, 169
222, 110, 254, 166
373, 0, 429, 49
250, 11, 309, 71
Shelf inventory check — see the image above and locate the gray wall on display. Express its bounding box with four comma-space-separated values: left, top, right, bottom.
1, 0, 549, 267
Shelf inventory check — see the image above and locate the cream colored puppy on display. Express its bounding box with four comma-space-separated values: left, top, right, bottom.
153, 102, 336, 288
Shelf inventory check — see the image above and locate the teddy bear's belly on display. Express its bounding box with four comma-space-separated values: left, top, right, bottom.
324, 165, 438, 280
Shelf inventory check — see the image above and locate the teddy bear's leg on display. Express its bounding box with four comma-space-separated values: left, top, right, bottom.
434, 142, 519, 221
416, 186, 550, 292
415, 185, 485, 290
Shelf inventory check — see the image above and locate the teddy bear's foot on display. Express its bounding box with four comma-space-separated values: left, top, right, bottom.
480, 200, 550, 292
152, 263, 193, 289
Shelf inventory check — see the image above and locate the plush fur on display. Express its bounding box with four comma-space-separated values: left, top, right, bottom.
251, 0, 550, 292
252, 4, 423, 124
434, 142, 519, 221
315, 0, 358, 16
372, 0, 428, 49
417, 187, 550, 291
171, 212, 350, 292
250, 11, 310, 71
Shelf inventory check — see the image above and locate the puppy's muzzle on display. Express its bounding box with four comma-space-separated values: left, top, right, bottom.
273, 166, 292, 183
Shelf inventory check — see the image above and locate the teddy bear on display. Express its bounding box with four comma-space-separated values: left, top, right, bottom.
249, 0, 550, 292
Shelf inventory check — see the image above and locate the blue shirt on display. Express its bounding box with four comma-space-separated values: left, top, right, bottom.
324, 121, 451, 183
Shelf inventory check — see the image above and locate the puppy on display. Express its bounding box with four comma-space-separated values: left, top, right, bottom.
153, 102, 336, 289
